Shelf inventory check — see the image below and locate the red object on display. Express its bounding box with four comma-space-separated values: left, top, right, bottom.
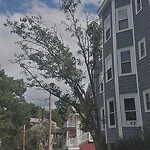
79, 140, 95, 150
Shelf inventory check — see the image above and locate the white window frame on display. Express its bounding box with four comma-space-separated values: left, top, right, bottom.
143, 89, 150, 112
107, 98, 116, 128
135, 0, 142, 14
101, 107, 105, 131
105, 54, 113, 82
116, 5, 132, 33
118, 47, 136, 76
104, 15, 111, 43
120, 94, 142, 127
99, 73, 104, 93
138, 37, 147, 60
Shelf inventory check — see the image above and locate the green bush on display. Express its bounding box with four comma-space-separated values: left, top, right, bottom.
114, 133, 150, 150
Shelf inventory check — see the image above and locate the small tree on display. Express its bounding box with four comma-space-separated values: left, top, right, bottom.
4, 0, 105, 149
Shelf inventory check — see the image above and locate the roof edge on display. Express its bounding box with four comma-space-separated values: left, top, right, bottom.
97, 0, 110, 16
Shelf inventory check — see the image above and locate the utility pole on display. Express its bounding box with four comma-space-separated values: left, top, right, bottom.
48, 93, 52, 150
23, 125, 25, 150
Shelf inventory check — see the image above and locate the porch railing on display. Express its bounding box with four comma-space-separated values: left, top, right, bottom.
66, 132, 93, 148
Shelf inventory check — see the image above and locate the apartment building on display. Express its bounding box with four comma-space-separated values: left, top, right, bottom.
95, 0, 150, 148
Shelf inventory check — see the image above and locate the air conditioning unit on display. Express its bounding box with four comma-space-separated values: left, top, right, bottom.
126, 120, 137, 126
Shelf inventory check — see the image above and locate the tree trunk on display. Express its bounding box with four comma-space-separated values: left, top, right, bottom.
94, 139, 103, 150
93, 130, 107, 150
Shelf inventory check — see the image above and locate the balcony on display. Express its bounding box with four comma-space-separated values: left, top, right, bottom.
66, 132, 93, 148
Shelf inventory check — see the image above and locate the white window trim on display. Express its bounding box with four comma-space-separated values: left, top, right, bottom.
105, 54, 113, 83
99, 73, 104, 93
135, 0, 142, 14
118, 46, 136, 76
101, 107, 105, 131
138, 37, 147, 60
116, 4, 133, 33
104, 15, 111, 43
120, 93, 142, 127
107, 98, 116, 128
143, 89, 150, 112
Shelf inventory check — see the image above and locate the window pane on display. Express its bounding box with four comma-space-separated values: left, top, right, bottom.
146, 101, 150, 110
124, 98, 135, 111
141, 48, 145, 58
109, 101, 114, 113
100, 82, 103, 92
140, 42, 145, 57
119, 19, 128, 30
106, 28, 110, 40
110, 113, 115, 125
126, 112, 137, 121
118, 9, 128, 20
107, 68, 112, 80
146, 93, 150, 102
121, 62, 132, 74
121, 51, 131, 62
137, 0, 142, 11
105, 17, 110, 29
107, 57, 112, 69
102, 109, 105, 129
99, 50, 102, 60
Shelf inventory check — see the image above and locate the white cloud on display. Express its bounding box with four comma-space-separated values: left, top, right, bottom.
0, 0, 100, 108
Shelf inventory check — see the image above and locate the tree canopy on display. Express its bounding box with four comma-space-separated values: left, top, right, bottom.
0, 68, 46, 149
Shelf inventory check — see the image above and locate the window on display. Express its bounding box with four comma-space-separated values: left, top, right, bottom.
135, 0, 142, 14
107, 98, 116, 128
143, 89, 150, 112
101, 107, 105, 131
121, 50, 132, 74
118, 47, 136, 76
124, 98, 137, 123
104, 15, 111, 42
138, 37, 146, 60
120, 94, 142, 127
105, 55, 113, 82
116, 5, 132, 32
99, 73, 104, 93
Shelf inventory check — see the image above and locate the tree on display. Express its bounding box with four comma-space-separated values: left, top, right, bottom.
4, 0, 105, 149
0, 68, 46, 149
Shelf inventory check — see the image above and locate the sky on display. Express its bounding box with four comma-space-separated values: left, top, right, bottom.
0, 0, 102, 109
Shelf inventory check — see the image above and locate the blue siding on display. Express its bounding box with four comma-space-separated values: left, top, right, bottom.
102, 2, 112, 21
132, 0, 150, 129
107, 128, 119, 143
115, 0, 130, 8
122, 127, 142, 140
119, 75, 137, 94
116, 30, 134, 49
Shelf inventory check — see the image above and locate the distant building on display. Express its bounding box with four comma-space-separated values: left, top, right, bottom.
61, 106, 93, 150
95, 0, 150, 149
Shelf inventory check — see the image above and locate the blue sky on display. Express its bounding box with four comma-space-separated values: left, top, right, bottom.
0, 0, 101, 108
0, 0, 100, 14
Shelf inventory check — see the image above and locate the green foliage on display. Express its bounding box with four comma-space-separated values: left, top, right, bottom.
0, 68, 45, 149
26, 126, 48, 150
55, 99, 70, 121
52, 109, 64, 127
115, 133, 150, 150
4, 0, 103, 150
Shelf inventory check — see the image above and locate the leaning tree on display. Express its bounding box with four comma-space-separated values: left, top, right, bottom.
4, 0, 106, 149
